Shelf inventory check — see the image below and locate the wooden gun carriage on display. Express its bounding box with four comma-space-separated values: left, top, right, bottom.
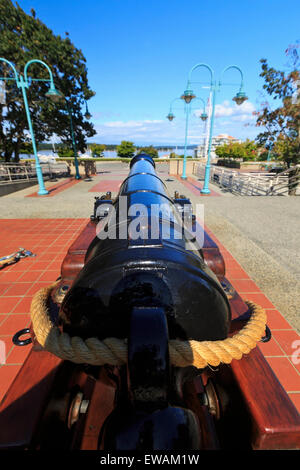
0, 154, 300, 450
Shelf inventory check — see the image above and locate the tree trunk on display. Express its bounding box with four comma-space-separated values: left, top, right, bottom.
13, 141, 20, 163
4, 149, 12, 162
288, 166, 300, 195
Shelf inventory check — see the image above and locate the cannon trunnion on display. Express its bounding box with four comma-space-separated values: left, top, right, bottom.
0, 155, 300, 450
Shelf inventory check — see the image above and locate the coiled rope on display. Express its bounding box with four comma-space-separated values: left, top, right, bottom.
30, 282, 267, 369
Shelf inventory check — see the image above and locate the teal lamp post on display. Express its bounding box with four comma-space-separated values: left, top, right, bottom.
0, 58, 62, 195
167, 97, 208, 179
267, 143, 273, 162
264, 142, 273, 170
65, 99, 81, 180
52, 94, 92, 180
182, 64, 248, 193
66, 100, 92, 180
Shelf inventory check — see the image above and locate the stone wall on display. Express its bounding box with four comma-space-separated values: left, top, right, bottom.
169, 159, 196, 175
0, 180, 39, 197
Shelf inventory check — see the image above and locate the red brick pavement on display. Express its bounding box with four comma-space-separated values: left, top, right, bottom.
173, 175, 221, 197
89, 179, 123, 192
26, 178, 80, 197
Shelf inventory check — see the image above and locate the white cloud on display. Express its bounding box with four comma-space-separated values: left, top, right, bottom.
103, 119, 164, 128
219, 120, 232, 126
92, 111, 121, 120
231, 114, 256, 122
214, 100, 256, 118
91, 108, 260, 145
94, 118, 183, 144
104, 120, 144, 128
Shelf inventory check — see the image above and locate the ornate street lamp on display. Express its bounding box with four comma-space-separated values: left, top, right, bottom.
232, 90, 248, 105
65, 99, 81, 180
84, 101, 92, 120
48, 91, 92, 180
200, 112, 208, 121
45, 85, 64, 102
167, 96, 207, 178
183, 63, 248, 193
0, 58, 62, 195
180, 86, 196, 104
166, 112, 175, 121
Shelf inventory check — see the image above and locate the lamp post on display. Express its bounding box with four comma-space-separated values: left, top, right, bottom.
182, 64, 248, 193
167, 97, 208, 179
0, 58, 62, 195
53, 96, 92, 180
264, 142, 274, 170
267, 143, 273, 162
64, 100, 81, 180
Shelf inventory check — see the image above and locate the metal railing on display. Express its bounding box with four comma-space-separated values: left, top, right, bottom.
0, 162, 70, 185
194, 163, 300, 196
265, 166, 300, 195
0, 163, 37, 184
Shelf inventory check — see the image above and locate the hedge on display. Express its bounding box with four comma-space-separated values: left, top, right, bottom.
0, 157, 200, 164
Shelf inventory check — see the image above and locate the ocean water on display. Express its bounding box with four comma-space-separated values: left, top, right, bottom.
19, 150, 55, 159
19, 148, 194, 159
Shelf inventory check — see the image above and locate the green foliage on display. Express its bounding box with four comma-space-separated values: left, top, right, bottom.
242, 139, 259, 161
215, 146, 227, 159
104, 144, 117, 150
258, 150, 269, 161
0, 0, 96, 162
272, 137, 295, 164
36, 142, 55, 151
89, 143, 106, 157
57, 146, 74, 158
215, 140, 258, 161
19, 142, 33, 154
259, 148, 278, 162
136, 145, 158, 158
116, 140, 136, 159
255, 44, 300, 167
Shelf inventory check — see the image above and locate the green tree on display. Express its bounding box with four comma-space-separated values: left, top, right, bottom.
242, 139, 258, 161
136, 145, 158, 158
89, 143, 106, 157
272, 137, 295, 163
255, 44, 300, 194
255, 44, 300, 168
228, 143, 244, 160
0, 0, 96, 162
258, 148, 269, 161
215, 144, 230, 160
116, 140, 136, 159
215, 140, 258, 161
19, 142, 33, 154
57, 145, 74, 158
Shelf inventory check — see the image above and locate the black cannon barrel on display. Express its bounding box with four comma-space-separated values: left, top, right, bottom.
90, 154, 198, 252
60, 154, 231, 342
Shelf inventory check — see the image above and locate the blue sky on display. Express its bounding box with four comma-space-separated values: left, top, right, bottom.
18, 0, 300, 146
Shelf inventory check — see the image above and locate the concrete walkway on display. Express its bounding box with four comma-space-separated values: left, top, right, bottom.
176, 175, 300, 334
